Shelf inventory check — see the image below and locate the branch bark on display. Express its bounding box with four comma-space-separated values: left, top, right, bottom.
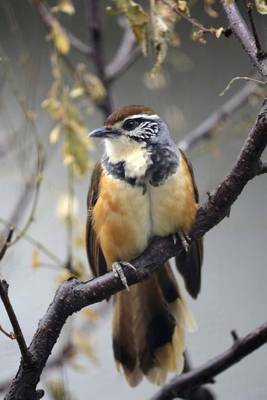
4, 96, 267, 399
220, 0, 267, 77
85, 0, 113, 117
150, 322, 267, 400
178, 79, 260, 152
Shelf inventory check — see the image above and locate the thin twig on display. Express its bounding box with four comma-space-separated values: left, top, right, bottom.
246, 0, 265, 59
163, 0, 224, 37
0, 217, 65, 267
150, 322, 267, 400
178, 79, 260, 152
0, 325, 16, 340
0, 230, 31, 365
220, 0, 267, 77
0, 279, 31, 365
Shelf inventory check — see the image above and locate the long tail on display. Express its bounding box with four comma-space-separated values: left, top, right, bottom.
112, 262, 195, 386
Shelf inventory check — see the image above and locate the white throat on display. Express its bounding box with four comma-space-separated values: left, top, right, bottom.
105, 138, 151, 179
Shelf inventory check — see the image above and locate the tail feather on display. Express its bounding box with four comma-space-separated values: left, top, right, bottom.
112, 262, 194, 386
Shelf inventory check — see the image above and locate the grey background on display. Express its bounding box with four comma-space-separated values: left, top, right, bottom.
0, 1, 267, 399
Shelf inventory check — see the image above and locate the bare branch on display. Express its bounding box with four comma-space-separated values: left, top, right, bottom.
178, 79, 260, 152
150, 322, 267, 400
0, 276, 31, 365
0, 325, 16, 340
34, 1, 92, 56
4, 99, 267, 400
246, 0, 265, 59
85, 0, 113, 117
105, 18, 141, 83
163, 0, 224, 37
220, 0, 267, 77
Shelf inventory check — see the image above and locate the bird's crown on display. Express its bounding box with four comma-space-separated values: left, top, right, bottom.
105, 105, 156, 126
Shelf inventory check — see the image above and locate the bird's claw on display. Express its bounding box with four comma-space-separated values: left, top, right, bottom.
112, 261, 136, 291
174, 231, 191, 253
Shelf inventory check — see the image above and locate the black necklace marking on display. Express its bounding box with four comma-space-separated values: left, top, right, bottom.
102, 143, 179, 191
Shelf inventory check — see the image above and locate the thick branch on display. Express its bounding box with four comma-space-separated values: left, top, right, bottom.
151, 322, 267, 400
4, 98, 267, 399
178, 79, 260, 152
220, 0, 267, 77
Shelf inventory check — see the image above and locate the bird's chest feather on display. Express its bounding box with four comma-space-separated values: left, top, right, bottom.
93, 155, 196, 266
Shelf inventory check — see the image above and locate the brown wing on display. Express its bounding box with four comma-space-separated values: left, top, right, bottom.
86, 161, 107, 277
175, 149, 203, 299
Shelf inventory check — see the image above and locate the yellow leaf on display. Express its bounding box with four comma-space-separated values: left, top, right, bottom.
56, 270, 73, 283
56, 193, 79, 223
73, 333, 98, 364
69, 87, 85, 98
255, 0, 267, 14
50, 21, 70, 54
49, 124, 61, 143
52, 0, 75, 15
82, 308, 99, 322
31, 249, 41, 269
178, 0, 189, 14
215, 27, 224, 38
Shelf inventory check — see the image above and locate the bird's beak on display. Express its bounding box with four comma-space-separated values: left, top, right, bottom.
89, 126, 120, 139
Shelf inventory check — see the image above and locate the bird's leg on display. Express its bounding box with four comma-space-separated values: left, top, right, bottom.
112, 261, 136, 291
173, 231, 191, 253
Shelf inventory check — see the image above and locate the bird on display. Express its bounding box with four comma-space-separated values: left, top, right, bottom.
86, 105, 203, 386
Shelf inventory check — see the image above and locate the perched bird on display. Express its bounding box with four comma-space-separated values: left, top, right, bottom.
86, 105, 203, 386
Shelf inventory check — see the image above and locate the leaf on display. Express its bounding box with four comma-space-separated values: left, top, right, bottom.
108, 1, 148, 54
255, 0, 267, 14
215, 27, 224, 38
49, 124, 61, 143
31, 249, 41, 269
73, 333, 98, 364
204, 0, 218, 18
82, 308, 99, 322
56, 192, 79, 223
52, 0, 75, 15
50, 21, 70, 54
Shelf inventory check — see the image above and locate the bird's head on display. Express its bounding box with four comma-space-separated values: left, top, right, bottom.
89, 105, 171, 149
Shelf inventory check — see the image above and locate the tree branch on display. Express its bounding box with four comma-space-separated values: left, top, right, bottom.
85, 0, 113, 117
220, 0, 267, 77
105, 18, 141, 83
150, 322, 267, 400
178, 79, 260, 152
3, 96, 267, 399
0, 230, 32, 367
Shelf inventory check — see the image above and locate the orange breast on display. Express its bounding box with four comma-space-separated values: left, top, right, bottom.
93, 154, 197, 268
93, 173, 151, 268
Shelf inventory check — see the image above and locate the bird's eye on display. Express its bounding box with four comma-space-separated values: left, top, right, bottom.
122, 119, 139, 131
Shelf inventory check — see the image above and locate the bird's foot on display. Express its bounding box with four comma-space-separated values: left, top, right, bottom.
174, 231, 191, 253
112, 261, 136, 291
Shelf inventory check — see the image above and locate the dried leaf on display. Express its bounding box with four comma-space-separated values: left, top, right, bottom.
31, 249, 41, 269
52, 0, 75, 15
215, 27, 224, 38
82, 308, 99, 322
255, 0, 267, 14
50, 21, 70, 54
108, 1, 148, 54
73, 333, 98, 364
49, 124, 61, 143
204, 0, 218, 18
56, 192, 79, 223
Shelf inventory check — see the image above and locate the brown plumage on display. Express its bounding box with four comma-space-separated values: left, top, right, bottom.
86, 105, 203, 386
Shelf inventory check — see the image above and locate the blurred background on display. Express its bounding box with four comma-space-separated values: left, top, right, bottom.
0, 1, 267, 399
